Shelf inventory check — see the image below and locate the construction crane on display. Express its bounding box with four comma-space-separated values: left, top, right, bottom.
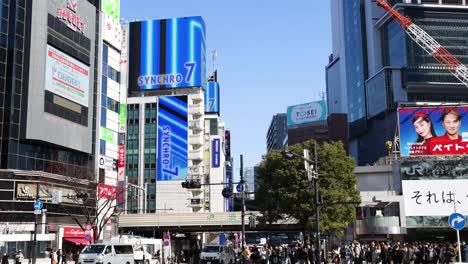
376, 0, 468, 87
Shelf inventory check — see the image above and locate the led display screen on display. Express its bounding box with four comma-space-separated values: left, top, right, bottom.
157, 96, 188, 180
128, 16, 206, 91
399, 106, 468, 156
205, 81, 220, 113
287, 100, 327, 127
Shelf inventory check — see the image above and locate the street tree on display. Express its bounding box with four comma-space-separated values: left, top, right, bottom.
256, 140, 360, 242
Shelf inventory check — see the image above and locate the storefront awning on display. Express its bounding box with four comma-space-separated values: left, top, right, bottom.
63, 237, 90, 246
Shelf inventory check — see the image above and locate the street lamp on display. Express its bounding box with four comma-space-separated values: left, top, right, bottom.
281, 143, 321, 264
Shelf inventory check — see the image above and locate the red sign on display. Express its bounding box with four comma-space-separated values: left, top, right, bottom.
98, 183, 116, 199
63, 227, 86, 238
118, 145, 125, 168
56, 0, 86, 34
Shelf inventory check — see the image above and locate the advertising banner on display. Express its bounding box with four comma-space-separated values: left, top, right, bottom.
128, 16, 206, 91
98, 155, 117, 171
157, 96, 188, 180
97, 183, 116, 199
287, 100, 327, 127
45, 45, 90, 107
103, 13, 122, 50
212, 138, 220, 168
205, 81, 220, 113
100, 127, 116, 144
101, 0, 120, 21
63, 227, 86, 238
399, 106, 468, 156
402, 179, 468, 216
118, 145, 125, 168
116, 181, 125, 209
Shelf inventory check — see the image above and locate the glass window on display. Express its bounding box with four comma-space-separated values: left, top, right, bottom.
100, 140, 105, 155
101, 76, 107, 95
101, 107, 106, 127
102, 44, 108, 64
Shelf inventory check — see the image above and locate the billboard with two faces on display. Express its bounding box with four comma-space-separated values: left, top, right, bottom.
399, 106, 468, 156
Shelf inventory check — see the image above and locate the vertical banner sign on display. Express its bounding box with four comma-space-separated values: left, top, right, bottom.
204, 82, 220, 113
116, 181, 125, 209
119, 103, 127, 133
212, 138, 220, 168
118, 145, 125, 168
97, 183, 116, 199
157, 96, 188, 180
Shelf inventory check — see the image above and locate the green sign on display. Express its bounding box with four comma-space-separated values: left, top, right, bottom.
101, 127, 115, 143
120, 103, 127, 125
102, 0, 120, 21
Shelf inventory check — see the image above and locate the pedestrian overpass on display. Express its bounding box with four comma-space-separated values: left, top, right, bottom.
118, 211, 301, 233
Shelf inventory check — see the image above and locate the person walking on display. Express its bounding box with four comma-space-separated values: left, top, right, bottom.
2, 253, 9, 264
461, 241, 468, 263
14, 250, 24, 264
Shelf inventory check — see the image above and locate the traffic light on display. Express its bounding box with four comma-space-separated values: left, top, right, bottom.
181, 180, 201, 189
76, 192, 89, 200
222, 188, 233, 198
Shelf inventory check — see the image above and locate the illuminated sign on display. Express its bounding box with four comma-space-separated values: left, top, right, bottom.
128, 16, 206, 91
63, 227, 86, 238
157, 96, 188, 180
118, 145, 125, 168
45, 45, 90, 107
56, 0, 86, 33
205, 81, 220, 113
287, 100, 327, 127
399, 106, 468, 156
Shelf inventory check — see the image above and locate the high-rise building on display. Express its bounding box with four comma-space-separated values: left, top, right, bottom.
0, 0, 107, 254
266, 113, 287, 152
326, 0, 468, 165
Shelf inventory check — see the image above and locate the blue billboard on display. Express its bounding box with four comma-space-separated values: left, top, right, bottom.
129, 16, 206, 91
157, 96, 188, 180
204, 81, 220, 113
211, 138, 220, 168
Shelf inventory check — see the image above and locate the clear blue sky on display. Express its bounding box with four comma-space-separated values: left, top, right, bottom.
121, 1, 332, 171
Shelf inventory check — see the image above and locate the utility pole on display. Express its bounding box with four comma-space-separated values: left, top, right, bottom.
240, 154, 245, 252
32, 183, 39, 264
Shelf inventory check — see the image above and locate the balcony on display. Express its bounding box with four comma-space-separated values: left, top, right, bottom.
188, 165, 204, 177
188, 134, 203, 146
355, 216, 406, 235
189, 103, 203, 116
188, 149, 203, 161
189, 120, 203, 131
191, 93, 203, 103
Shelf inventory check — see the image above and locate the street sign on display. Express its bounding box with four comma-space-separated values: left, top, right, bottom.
34, 209, 42, 215
449, 212, 466, 230
33, 200, 43, 210
85, 234, 91, 241
236, 184, 244, 193
85, 224, 92, 231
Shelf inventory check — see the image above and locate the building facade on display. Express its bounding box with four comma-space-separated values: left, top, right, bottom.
0, 0, 107, 256
266, 113, 287, 152
327, 0, 468, 165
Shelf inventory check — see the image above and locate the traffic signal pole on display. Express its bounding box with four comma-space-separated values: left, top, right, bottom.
240, 154, 245, 252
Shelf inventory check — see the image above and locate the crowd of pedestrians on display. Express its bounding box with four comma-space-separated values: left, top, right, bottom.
238, 240, 468, 264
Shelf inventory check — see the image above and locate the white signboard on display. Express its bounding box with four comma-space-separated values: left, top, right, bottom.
45, 45, 90, 107
99, 155, 116, 171
286, 100, 327, 127
103, 13, 122, 50
402, 179, 468, 216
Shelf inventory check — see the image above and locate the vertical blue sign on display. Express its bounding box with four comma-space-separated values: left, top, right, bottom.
157, 96, 188, 180
212, 138, 220, 168
204, 81, 220, 113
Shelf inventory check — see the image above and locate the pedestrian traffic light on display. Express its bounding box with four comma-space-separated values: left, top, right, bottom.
249, 215, 256, 228
181, 180, 201, 189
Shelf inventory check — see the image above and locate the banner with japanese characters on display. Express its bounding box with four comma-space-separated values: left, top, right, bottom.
401, 158, 468, 227
398, 106, 468, 156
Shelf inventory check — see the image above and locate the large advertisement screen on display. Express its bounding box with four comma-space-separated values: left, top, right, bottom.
157, 96, 188, 180
128, 16, 206, 91
45, 45, 90, 107
287, 100, 327, 127
205, 81, 220, 113
401, 159, 468, 227
399, 106, 468, 156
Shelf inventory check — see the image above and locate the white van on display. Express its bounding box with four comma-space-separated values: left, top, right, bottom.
200, 245, 235, 264
78, 243, 134, 264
